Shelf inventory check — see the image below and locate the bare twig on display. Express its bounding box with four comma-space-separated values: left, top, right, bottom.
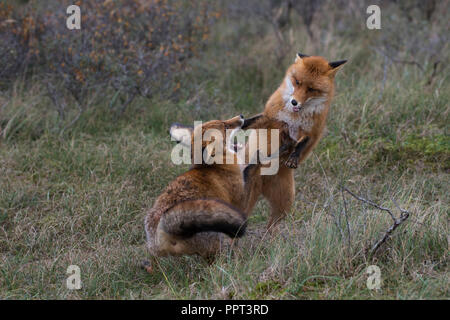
60, 100, 83, 136
372, 47, 424, 72
343, 187, 396, 221
369, 211, 410, 254
426, 61, 444, 85
343, 187, 411, 255
118, 91, 137, 116
340, 188, 352, 247
377, 55, 391, 101
46, 82, 66, 121
371, 45, 426, 100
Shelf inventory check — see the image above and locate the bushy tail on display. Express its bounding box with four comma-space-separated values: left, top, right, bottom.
160, 199, 247, 238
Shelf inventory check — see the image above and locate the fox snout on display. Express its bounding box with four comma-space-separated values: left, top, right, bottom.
291, 99, 302, 112
226, 114, 244, 128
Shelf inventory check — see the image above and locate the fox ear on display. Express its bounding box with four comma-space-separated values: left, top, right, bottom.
170, 123, 193, 146
327, 60, 347, 77
295, 52, 309, 63
329, 60, 347, 69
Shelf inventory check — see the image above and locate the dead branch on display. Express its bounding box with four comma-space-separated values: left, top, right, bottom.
372, 47, 424, 73
343, 187, 411, 255
369, 212, 410, 254
60, 100, 83, 137
426, 61, 444, 86
377, 55, 392, 101
340, 188, 352, 247
343, 187, 396, 221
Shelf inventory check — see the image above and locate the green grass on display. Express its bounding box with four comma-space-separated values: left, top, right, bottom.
0, 6, 449, 299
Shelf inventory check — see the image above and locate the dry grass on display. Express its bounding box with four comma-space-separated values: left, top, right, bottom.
0, 1, 449, 299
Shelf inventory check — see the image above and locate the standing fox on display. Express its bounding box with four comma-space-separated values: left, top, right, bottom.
243, 53, 347, 228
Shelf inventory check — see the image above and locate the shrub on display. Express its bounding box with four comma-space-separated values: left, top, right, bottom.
0, 0, 220, 127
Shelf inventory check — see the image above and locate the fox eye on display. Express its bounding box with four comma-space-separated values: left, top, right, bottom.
295, 79, 300, 86
307, 87, 319, 93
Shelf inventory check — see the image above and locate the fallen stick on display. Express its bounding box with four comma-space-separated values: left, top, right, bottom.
369, 211, 410, 254
342, 187, 411, 255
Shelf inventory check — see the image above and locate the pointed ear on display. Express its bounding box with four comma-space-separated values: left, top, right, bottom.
295, 52, 309, 63
327, 60, 347, 77
169, 123, 193, 146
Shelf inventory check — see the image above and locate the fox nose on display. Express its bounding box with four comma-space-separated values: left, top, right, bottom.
291, 99, 298, 106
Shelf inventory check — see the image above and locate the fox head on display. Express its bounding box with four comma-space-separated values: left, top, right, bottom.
170, 115, 244, 165
280, 53, 347, 113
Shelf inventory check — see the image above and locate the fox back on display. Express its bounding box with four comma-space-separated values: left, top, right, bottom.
145, 115, 263, 259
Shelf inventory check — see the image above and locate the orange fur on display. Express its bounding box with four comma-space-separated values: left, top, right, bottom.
144, 115, 266, 270
245, 54, 346, 229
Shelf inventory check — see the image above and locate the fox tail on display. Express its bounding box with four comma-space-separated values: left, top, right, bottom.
159, 199, 247, 239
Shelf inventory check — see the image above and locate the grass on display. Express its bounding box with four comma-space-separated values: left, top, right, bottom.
0, 5, 449, 299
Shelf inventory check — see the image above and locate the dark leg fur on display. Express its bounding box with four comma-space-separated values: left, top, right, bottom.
242, 113, 263, 129
285, 136, 310, 169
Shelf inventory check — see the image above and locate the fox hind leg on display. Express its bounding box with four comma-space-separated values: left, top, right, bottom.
262, 166, 295, 231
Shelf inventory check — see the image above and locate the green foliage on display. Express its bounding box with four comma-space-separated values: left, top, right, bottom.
362, 134, 450, 171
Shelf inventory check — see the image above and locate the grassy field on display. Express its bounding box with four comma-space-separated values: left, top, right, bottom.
0, 1, 449, 299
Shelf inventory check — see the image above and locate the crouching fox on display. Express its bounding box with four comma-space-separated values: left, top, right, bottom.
144, 115, 274, 271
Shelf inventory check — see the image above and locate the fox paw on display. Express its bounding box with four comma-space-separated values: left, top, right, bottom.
141, 260, 153, 274
285, 156, 299, 169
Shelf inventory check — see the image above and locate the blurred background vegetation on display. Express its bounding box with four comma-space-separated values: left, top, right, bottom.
0, 0, 447, 137
0, 0, 448, 299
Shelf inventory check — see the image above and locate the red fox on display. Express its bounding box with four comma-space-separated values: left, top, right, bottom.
243, 53, 347, 228
143, 115, 288, 271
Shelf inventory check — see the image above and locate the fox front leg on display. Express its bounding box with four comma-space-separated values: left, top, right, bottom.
285, 136, 310, 169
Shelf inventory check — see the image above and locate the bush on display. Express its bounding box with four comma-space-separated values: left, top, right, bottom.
0, 0, 220, 127
0, 2, 44, 86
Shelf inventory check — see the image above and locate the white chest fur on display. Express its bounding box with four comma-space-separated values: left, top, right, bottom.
276, 98, 327, 140
276, 110, 308, 140
278, 75, 327, 139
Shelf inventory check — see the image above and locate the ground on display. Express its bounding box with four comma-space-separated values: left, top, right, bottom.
0, 1, 448, 299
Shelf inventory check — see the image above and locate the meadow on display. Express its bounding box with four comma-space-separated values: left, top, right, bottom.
0, 0, 448, 299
